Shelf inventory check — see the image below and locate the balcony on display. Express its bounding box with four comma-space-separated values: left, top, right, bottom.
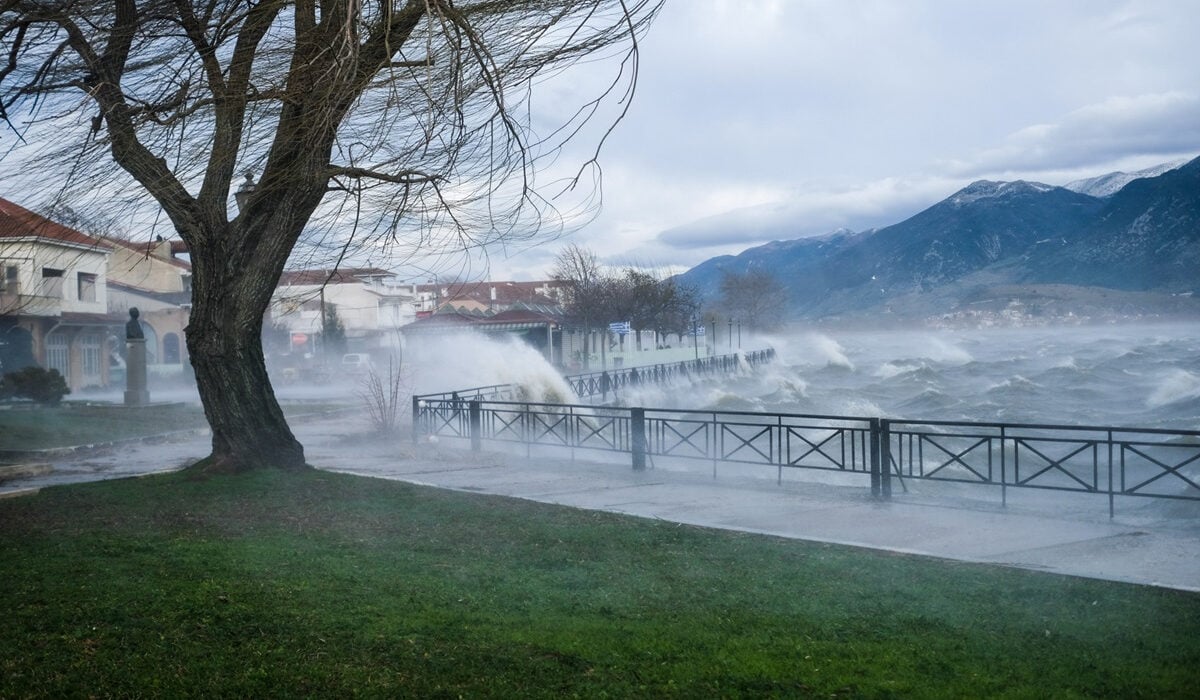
0, 289, 63, 317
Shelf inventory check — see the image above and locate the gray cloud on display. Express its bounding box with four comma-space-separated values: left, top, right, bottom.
943, 92, 1200, 177
488, 0, 1200, 279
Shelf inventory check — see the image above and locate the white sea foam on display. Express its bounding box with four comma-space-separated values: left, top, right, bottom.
409, 331, 578, 403
1051, 356, 1079, 370
919, 336, 973, 365
836, 397, 884, 417
800, 333, 855, 370
987, 375, 1041, 392
1146, 370, 1200, 408
874, 361, 924, 380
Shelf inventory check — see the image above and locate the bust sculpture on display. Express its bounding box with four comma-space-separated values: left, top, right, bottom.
126, 307, 144, 340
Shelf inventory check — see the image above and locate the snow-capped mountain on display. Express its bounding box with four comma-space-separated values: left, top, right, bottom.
1064, 160, 1188, 198
675, 156, 1200, 322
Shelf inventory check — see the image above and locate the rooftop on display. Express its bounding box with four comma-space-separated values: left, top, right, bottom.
0, 198, 112, 251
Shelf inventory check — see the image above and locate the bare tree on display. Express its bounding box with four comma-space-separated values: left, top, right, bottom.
0, 0, 660, 472
551, 242, 606, 369
718, 269, 786, 330
614, 268, 694, 349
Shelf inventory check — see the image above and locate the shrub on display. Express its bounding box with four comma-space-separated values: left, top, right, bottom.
359, 356, 408, 435
1, 366, 70, 405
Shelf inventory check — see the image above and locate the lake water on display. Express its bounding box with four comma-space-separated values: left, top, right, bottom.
623, 323, 1200, 432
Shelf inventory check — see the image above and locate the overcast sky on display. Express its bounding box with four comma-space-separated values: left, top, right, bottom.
479, 0, 1200, 281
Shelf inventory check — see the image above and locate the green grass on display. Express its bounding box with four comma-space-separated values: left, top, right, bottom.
1, 468, 1198, 698
0, 402, 345, 451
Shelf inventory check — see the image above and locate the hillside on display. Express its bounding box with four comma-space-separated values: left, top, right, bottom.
676, 156, 1200, 324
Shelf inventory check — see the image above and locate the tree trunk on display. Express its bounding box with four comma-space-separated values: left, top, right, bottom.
184, 222, 308, 473
186, 292, 306, 473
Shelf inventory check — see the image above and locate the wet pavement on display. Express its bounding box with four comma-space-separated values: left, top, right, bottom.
3, 411, 1198, 592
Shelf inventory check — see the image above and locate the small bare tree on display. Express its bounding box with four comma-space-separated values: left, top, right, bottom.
359, 356, 406, 436
1, 0, 661, 473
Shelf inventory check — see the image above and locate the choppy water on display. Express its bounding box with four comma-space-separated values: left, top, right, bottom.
673, 323, 1200, 431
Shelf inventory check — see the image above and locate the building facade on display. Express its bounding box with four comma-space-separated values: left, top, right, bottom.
103, 236, 193, 380
0, 197, 121, 391
268, 268, 417, 364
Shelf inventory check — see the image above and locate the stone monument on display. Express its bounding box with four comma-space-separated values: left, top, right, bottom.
124, 307, 150, 406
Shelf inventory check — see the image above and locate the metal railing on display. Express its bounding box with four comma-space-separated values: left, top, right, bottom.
883, 419, 1200, 517
411, 398, 1200, 517
565, 349, 776, 402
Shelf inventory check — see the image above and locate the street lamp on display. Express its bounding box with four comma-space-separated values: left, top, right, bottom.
728, 318, 733, 350
737, 319, 742, 349
691, 316, 699, 360
234, 171, 255, 213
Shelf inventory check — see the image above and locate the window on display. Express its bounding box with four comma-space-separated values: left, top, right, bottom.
41, 267, 64, 298
0, 264, 17, 293
45, 331, 69, 379
78, 272, 97, 302
81, 333, 102, 379
163, 333, 181, 364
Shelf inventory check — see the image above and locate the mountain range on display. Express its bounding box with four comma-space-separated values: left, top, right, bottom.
676, 156, 1200, 325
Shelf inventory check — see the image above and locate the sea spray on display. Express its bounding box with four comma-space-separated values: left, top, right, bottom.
1146, 369, 1200, 409
408, 331, 579, 404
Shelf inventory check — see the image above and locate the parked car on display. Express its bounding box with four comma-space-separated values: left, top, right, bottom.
341, 353, 375, 375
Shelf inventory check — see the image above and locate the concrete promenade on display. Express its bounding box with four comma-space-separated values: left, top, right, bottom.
4, 412, 1198, 592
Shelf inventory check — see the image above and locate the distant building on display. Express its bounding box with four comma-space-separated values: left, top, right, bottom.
401, 280, 569, 365
414, 280, 567, 317
0, 197, 121, 391
268, 267, 417, 362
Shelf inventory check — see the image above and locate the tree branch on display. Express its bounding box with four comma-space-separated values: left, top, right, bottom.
327, 164, 443, 185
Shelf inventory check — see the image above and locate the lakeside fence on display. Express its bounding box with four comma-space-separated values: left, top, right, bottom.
411, 396, 1200, 517
565, 349, 775, 402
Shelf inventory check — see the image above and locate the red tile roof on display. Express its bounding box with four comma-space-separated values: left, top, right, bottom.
420, 280, 565, 306
0, 197, 111, 250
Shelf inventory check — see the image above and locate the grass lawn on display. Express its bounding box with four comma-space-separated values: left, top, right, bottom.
1, 468, 1198, 698
0, 402, 345, 451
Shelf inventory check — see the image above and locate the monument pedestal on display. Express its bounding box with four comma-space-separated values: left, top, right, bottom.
125, 338, 150, 406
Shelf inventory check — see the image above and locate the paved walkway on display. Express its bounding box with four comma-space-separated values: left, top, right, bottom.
4, 412, 1198, 592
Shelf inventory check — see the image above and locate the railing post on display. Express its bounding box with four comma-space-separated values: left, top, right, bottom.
411, 395, 421, 443
1108, 430, 1115, 519
880, 419, 892, 499
631, 407, 646, 471
523, 403, 532, 458
469, 400, 482, 452
870, 418, 881, 497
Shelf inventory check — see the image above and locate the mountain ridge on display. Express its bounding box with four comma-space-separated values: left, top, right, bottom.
676, 156, 1200, 324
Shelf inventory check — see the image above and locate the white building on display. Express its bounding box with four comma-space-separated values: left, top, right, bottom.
0, 197, 119, 391
268, 267, 417, 361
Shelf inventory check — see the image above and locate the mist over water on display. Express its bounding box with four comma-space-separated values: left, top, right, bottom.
400, 324, 1200, 433
699, 323, 1200, 431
